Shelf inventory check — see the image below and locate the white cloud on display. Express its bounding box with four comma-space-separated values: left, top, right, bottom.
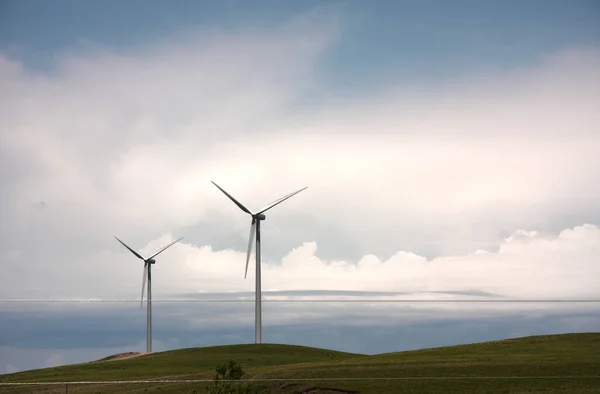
0, 13, 599, 310
177, 223, 600, 299
2, 224, 598, 303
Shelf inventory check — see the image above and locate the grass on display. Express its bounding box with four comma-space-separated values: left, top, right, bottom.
1, 333, 599, 393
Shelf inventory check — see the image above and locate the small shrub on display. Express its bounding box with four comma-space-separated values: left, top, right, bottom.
208, 360, 259, 394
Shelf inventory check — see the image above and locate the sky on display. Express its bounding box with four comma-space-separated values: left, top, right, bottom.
1, 0, 600, 374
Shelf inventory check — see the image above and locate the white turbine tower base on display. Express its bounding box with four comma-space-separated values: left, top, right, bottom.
115, 236, 183, 353
212, 181, 306, 344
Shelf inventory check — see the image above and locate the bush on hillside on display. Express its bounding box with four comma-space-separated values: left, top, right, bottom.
208, 360, 259, 394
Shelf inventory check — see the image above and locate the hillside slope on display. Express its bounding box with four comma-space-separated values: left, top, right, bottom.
1, 333, 599, 393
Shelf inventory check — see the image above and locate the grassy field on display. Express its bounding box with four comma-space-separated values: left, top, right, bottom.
1, 333, 599, 393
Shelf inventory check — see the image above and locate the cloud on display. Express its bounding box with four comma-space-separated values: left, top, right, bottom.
136, 224, 600, 300
1, 223, 598, 303
0, 11, 599, 327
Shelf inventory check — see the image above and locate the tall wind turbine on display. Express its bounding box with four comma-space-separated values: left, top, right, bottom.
114, 236, 183, 352
211, 181, 306, 344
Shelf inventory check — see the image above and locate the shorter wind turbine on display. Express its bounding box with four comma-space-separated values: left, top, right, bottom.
115, 236, 183, 353
212, 181, 306, 344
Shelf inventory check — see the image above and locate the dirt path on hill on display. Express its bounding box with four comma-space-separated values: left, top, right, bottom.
95, 352, 149, 362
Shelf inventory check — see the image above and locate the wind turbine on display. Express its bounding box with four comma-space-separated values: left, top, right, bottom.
114, 236, 183, 353
211, 181, 307, 344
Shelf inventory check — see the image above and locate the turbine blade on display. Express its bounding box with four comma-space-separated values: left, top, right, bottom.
141, 262, 148, 308
147, 237, 184, 260
115, 237, 145, 260
256, 187, 307, 215
211, 181, 253, 215
245, 219, 256, 279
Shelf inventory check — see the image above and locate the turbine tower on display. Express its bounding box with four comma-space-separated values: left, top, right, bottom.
211, 181, 306, 344
114, 236, 183, 352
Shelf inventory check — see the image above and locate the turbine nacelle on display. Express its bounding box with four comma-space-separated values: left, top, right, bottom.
254, 213, 266, 221
146, 259, 156, 265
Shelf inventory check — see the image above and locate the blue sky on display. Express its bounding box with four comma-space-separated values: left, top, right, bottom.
1, 0, 600, 374
2, 0, 599, 89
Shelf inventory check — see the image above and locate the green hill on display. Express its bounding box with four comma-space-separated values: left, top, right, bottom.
1, 333, 599, 393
